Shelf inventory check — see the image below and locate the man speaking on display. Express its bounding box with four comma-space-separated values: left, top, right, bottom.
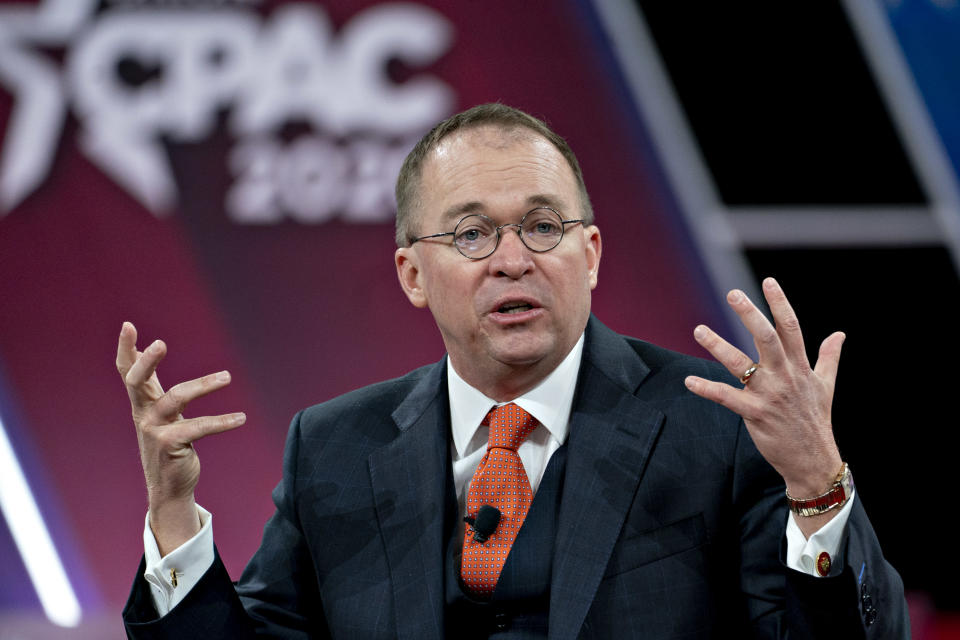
119, 104, 907, 638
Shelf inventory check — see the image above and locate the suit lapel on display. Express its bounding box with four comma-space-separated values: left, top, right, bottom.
368, 361, 450, 640
549, 318, 665, 640
365, 321, 666, 640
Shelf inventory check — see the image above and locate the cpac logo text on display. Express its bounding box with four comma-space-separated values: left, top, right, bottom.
0, 0, 454, 223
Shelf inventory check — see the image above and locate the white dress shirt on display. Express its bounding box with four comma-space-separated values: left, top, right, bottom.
448, 334, 583, 510
143, 332, 852, 615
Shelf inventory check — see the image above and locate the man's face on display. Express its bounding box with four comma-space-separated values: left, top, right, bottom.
395, 126, 601, 396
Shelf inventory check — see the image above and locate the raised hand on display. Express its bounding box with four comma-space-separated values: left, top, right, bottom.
683, 278, 845, 536
116, 322, 246, 555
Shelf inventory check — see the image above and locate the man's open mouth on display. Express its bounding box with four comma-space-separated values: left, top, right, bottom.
498, 301, 534, 314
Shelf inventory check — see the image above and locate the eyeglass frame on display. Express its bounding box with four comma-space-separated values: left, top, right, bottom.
408, 206, 584, 260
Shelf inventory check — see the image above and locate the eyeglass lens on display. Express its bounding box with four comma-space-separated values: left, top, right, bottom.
454, 208, 564, 258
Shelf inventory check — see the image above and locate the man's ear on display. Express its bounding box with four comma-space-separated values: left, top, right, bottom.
395, 247, 428, 308
584, 225, 602, 290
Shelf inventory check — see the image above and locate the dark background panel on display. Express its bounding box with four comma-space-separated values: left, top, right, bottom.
746, 245, 959, 609
638, 0, 926, 206
635, 0, 957, 611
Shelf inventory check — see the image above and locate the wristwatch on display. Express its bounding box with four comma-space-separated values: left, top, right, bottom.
786, 463, 854, 517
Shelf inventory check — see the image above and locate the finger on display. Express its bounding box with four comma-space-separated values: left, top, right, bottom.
116, 321, 139, 378
692, 325, 755, 382
761, 277, 807, 365
173, 412, 247, 444
152, 371, 233, 421
125, 338, 167, 405
813, 331, 845, 384
727, 289, 785, 367
684, 376, 760, 419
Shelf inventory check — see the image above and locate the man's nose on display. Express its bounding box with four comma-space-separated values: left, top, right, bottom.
489, 225, 533, 278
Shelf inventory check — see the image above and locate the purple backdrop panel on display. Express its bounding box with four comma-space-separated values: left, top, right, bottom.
0, 0, 721, 620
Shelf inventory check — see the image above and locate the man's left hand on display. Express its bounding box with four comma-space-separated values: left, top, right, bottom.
684, 277, 845, 536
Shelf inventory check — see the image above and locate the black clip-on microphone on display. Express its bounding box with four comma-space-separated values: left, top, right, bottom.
464, 505, 501, 543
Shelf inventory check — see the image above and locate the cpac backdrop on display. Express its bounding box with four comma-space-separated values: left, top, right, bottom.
0, 1, 958, 638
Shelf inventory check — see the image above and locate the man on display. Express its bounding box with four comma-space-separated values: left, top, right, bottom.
119, 104, 907, 638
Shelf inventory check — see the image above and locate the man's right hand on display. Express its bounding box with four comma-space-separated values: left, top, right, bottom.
116, 322, 246, 556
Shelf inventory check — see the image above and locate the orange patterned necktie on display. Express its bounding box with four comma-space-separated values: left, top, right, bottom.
460, 403, 538, 597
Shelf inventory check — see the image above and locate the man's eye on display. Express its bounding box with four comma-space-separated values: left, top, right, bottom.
527, 218, 561, 236
458, 228, 483, 243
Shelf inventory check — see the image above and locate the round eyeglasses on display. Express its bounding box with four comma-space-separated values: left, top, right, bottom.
409, 207, 584, 260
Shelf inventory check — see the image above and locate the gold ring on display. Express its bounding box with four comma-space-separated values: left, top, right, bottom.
739, 363, 759, 384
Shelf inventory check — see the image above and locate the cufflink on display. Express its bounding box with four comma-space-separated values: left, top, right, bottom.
816, 551, 831, 577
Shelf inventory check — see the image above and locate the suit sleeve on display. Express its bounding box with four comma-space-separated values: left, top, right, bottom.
731, 420, 908, 639
123, 410, 330, 639
781, 497, 909, 639
123, 549, 256, 640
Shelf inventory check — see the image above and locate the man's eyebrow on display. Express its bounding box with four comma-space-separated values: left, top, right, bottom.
440, 201, 485, 225
526, 194, 566, 210
439, 194, 568, 226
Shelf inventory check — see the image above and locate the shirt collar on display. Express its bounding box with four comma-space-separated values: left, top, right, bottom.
447, 333, 585, 459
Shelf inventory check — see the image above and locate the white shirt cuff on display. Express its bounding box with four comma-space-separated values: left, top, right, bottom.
784, 490, 855, 576
142, 505, 215, 616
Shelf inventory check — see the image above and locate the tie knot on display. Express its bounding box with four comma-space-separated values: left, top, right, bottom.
483, 403, 537, 452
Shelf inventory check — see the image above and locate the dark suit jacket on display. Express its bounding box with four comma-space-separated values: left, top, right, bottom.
123, 317, 908, 639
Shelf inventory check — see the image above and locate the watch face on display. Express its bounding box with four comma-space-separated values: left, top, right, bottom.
842, 467, 854, 496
